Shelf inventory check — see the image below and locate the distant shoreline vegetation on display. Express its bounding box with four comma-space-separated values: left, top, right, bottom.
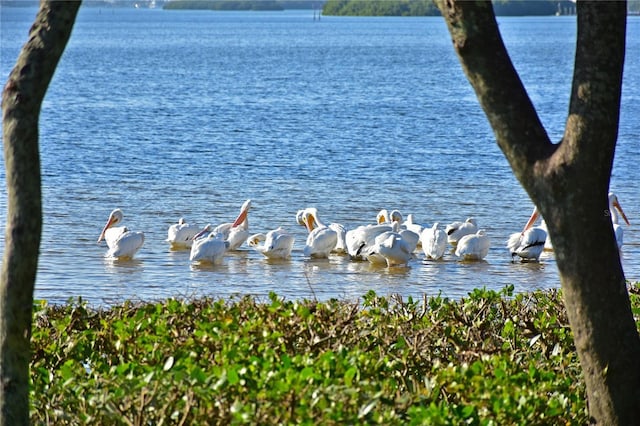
163, 0, 320, 11
162, 0, 579, 16
321, 0, 579, 17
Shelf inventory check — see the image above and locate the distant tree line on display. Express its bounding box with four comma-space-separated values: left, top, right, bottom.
163, 0, 322, 10
323, 0, 437, 16
322, 0, 583, 16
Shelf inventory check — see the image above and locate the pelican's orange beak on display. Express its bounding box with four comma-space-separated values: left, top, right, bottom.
522, 207, 540, 233
97, 216, 117, 243
231, 209, 248, 228
304, 214, 317, 232
193, 228, 209, 240
613, 200, 630, 226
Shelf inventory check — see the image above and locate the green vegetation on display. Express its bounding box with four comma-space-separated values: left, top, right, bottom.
163, 1, 322, 11
323, 0, 438, 17
322, 0, 579, 17
29, 284, 640, 424
164, 1, 284, 11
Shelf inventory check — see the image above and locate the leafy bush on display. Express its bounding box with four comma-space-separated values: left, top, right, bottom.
30, 284, 640, 424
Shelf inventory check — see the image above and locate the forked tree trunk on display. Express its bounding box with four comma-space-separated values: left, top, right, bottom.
435, 0, 640, 423
1, 2, 80, 425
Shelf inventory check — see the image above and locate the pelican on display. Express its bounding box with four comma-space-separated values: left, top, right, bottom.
248, 227, 295, 259
97, 209, 144, 259
519, 207, 553, 251
301, 209, 338, 258
213, 199, 252, 251
455, 230, 490, 261
506, 207, 547, 262
446, 217, 478, 246
166, 217, 201, 249
421, 222, 447, 260
189, 229, 229, 264
297, 207, 347, 255
365, 222, 414, 267
609, 192, 630, 249
345, 223, 394, 260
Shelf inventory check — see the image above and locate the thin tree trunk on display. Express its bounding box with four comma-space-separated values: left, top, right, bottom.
1, 2, 80, 425
435, 0, 640, 423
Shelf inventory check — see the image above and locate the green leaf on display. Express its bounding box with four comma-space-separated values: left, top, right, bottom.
344, 367, 357, 387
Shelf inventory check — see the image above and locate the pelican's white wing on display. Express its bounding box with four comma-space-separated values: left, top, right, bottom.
167, 219, 201, 248
190, 233, 229, 264
345, 224, 393, 260
255, 228, 295, 259
446, 218, 478, 246
422, 223, 447, 260
367, 232, 413, 267
303, 226, 337, 258
455, 230, 490, 261
507, 227, 547, 262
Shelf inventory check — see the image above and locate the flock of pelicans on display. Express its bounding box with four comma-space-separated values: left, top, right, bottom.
97, 193, 630, 267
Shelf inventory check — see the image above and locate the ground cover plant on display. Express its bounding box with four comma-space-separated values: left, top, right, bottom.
29, 284, 640, 425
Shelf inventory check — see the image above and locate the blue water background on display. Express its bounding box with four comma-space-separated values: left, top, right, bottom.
1, 7, 639, 306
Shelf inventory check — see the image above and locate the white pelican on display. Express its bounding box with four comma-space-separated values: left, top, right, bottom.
608, 192, 630, 249
248, 227, 295, 259
446, 217, 478, 246
190, 230, 229, 264
455, 230, 490, 261
166, 217, 201, 249
301, 209, 338, 258
345, 223, 394, 260
506, 207, 547, 262
297, 207, 347, 255
365, 223, 414, 267
213, 199, 252, 251
421, 222, 447, 260
97, 209, 144, 259
519, 207, 553, 251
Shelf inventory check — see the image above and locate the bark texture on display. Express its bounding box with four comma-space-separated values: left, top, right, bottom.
1, 2, 80, 425
435, 0, 640, 423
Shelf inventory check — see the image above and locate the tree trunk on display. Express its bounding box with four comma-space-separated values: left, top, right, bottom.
1, 2, 80, 425
435, 0, 640, 423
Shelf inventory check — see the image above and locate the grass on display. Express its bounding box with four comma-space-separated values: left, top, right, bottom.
29, 284, 640, 425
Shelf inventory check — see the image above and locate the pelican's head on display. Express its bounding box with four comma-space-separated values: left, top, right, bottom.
390, 210, 403, 223
296, 209, 306, 226
98, 209, 123, 242
376, 209, 390, 224
247, 233, 266, 247
303, 210, 318, 232
609, 192, 630, 225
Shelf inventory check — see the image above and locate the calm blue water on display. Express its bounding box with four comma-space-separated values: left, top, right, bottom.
1, 7, 639, 306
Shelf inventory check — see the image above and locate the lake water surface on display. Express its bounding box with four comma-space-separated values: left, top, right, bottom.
1, 7, 639, 306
